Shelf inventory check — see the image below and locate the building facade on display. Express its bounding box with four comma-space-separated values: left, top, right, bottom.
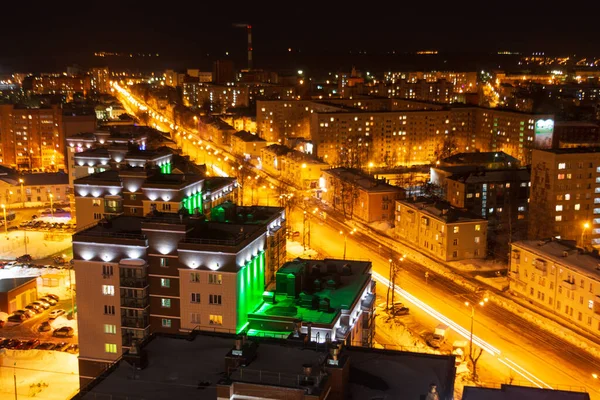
509, 240, 600, 337
528, 148, 600, 248
395, 199, 488, 261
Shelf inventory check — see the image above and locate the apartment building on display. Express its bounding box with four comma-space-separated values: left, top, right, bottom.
0, 104, 65, 170
73, 205, 286, 386
182, 82, 249, 111
321, 168, 405, 223
261, 144, 329, 190
395, 199, 488, 261
230, 130, 267, 159
31, 74, 92, 98
367, 79, 456, 103
509, 239, 600, 337
529, 148, 600, 248
384, 71, 478, 93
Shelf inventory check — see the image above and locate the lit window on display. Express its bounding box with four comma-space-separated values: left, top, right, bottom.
466, 193, 473, 199
556, 205, 563, 212
518, 206, 525, 212
475, 193, 480, 198
104, 324, 116, 334
565, 194, 571, 200
453, 226, 459, 233
575, 204, 581, 211
505, 183, 510, 188
589, 300, 594, 310
556, 216, 562, 221
209, 274, 222, 285
160, 278, 170, 288
105, 343, 117, 353
161, 318, 172, 328
102, 285, 114, 296
558, 163, 566, 169
475, 225, 481, 231
558, 174, 565, 180
475, 237, 480, 244
209, 314, 223, 325
161, 298, 171, 308
160, 257, 169, 267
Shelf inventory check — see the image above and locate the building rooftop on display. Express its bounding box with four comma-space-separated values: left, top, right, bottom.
447, 168, 530, 184
233, 130, 266, 143
0, 277, 37, 293
14, 172, 69, 186
142, 173, 203, 190
74, 169, 121, 185
441, 151, 520, 167
398, 198, 486, 224
463, 384, 589, 400
534, 147, 600, 155
325, 168, 404, 193
513, 239, 600, 282
74, 148, 111, 159
263, 143, 290, 156
251, 258, 371, 326
82, 334, 456, 400
203, 177, 236, 192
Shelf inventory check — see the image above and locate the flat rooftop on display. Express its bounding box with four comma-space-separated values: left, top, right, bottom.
83, 334, 456, 400
325, 168, 404, 193
398, 198, 486, 224
535, 147, 600, 155
463, 384, 589, 400
74, 169, 121, 185
513, 239, 600, 282
0, 277, 37, 293
252, 258, 371, 325
441, 151, 519, 166
447, 168, 530, 184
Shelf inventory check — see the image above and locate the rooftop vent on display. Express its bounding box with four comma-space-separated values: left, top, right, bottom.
341, 263, 352, 276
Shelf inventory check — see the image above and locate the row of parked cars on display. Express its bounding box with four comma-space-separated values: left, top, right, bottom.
18, 219, 76, 232
7, 294, 61, 323
0, 338, 78, 353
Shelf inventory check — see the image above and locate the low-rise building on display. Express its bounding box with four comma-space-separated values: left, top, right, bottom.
0, 170, 70, 207
230, 130, 267, 160
509, 239, 600, 338
395, 198, 488, 261
321, 168, 405, 222
0, 277, 38, 314
261, 144, 330, 190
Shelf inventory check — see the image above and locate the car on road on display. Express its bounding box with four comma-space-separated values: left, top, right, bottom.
54, 342, 70, 351
20, 339, 40, 350
25, 304, 43, 314
8, 313, 26, 323
53, 326, 74, 338
16, 254, 32, 263
65, 344, 79, 354
48, 309, 66, 319
5, 339, 21, 349
45, 294, 60, 302
426, 324, 448, 349
36, 342, 57, 350
39, 321, 51, 332
33, 300, 50, 309
40, 296, 57, 306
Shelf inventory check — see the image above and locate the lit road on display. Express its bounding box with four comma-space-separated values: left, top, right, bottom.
288, 207, 600, 397
112, 81, 600, 397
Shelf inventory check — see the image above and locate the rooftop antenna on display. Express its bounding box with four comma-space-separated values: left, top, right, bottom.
233, 23, 253, 70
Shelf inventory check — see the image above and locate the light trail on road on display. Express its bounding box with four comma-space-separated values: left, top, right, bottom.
372, 270, 553, 389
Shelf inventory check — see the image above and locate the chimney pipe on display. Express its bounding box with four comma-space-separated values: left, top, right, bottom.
235, 336, 243, 351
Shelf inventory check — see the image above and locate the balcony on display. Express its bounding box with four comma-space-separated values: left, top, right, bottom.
562, 280, 576, 291
532, 259, 547, 276
121, 315, 150, 329
120, 297, 149, 309
122, 328, 150, 347
119, 276, 148, 288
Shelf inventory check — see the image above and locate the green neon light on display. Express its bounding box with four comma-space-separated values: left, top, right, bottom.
236, 251, 266, 334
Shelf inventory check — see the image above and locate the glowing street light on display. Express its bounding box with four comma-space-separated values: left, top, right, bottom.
339, 228, 357, 260
19, 178, 24, 207
582, 222, 590, 248
465, 296, 489, 380
1, 204, 7, 235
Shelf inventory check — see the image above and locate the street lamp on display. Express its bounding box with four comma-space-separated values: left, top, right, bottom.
465, 297, 488, 380
339, 228, 356, 260
368, 162, 374, 176
581, 222, 590, 249
1, 204, 6, 235
19, 179, 24, 208
49, 194, 54, 218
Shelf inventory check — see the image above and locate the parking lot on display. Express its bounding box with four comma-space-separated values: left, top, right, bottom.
1, 295, 78, 354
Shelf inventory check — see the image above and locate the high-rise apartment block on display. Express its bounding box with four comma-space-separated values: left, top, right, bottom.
529, 148, 600, 248
73, 204, 286, 387
257, 99, 553, 167
213, 60, 236, 84
31, 74, 92, 98
182, 82, 249, 111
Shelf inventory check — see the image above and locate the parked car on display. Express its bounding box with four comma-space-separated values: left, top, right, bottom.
25, 304, 42, 314
48, 309, 66, 319
64, 344, 79, 354
54, 342, 70, 352
8, 314, 26, 323
16, 254, 32, 263
19, 221, 29, 228
8, 226, 18, 232
4, 261, 17, 268
21, 339, 40, 350
14, 309, 35, 318
32, 301, 49, 310
53, 326, 74, 338
36, 342, 57, 350
426, 324, 449, 349
0, 338, 10, 348
5, 339, 22, 349
45, 294, 60, 302
40, 296, 57, 306
39, 321, 51, 332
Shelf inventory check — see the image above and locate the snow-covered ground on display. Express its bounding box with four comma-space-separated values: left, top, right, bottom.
0, 231, 71, 260
286, 240, 319, 260
0, 349, 79, 399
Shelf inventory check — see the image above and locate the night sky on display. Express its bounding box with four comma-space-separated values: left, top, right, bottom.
3, 10, 600, 73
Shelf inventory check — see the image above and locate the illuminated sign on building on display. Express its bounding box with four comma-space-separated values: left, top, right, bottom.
534, 119, 554, 149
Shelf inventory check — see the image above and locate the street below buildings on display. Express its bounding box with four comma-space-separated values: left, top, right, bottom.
114, 81, 600, 398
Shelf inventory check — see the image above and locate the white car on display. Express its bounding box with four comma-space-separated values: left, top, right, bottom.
48, 309, 66, 319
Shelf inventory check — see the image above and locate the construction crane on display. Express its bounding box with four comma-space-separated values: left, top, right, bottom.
233, 23, 252, 70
